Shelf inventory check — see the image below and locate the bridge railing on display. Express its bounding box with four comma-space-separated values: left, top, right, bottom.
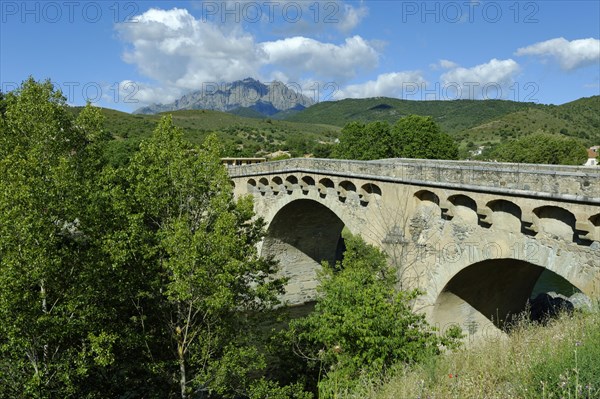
227, 158, 600, 203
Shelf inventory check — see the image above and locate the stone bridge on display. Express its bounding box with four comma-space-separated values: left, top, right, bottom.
229, 158, 600, 338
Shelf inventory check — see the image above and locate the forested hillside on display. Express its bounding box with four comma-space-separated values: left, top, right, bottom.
282, 98, 543, 133
71, 96, 599, 164
283, 96, 600, 156
460, 96, 600, 146
69, 107, 341, 165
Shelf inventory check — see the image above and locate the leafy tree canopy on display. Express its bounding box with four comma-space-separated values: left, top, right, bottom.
0, 78, 294, 398
391, 115, 459, 160
492, 133, 588, 165
108, 116, 287, 398
0, 77, 114, 397
334, 115, 458, 160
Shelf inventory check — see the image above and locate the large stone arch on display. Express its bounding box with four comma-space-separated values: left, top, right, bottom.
420, 224, 597, 340
261, 198, 353, 305
430, 258, 583, 337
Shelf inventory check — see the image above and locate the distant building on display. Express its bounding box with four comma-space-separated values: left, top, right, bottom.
221, 157, 266, 167
585, 146, 599, 166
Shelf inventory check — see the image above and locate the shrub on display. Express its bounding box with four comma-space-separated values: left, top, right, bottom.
286, 233, 462, 395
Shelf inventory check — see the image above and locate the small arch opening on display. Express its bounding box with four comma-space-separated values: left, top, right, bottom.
338, 180, 357, 203
258, 177, 270, 196
533, 206, 576, 242
589, 214, 600, 242
285, 175, 299, 194
271, 176, 283, 195
318, 178, 335, 198
487, 199, 522, 233
359, 183, 382, 206
415, 190, 440, 205
247, 179, 257, 193
447, 194, 478, 224
300, 176, 315, 194
413, 190, 442, 222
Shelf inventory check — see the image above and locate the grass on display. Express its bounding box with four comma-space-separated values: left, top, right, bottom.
345, 306, 600, 399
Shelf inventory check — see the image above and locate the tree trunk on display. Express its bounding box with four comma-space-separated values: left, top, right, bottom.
179, 344, 187, 399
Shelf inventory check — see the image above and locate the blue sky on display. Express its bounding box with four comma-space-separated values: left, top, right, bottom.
1, 1, 599, 112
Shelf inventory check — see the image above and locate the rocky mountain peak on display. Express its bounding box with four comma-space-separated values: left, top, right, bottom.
134, 78, 314, 116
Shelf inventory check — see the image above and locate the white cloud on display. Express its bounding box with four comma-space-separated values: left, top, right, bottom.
192, 1, 367, 36
337, 3, 369, 32
115, 80, 185, 105
116, 8, 379, 104
440, 58, 520, 99
116, 8, 264, 90
515, 37, 600, 70
335, 71, 426, 99
261, 35, 379, 81
439, 59, 459, 69
430, 59, 459, 71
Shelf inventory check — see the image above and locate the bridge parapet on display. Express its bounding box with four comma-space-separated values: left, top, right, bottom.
228, 158, 600, 204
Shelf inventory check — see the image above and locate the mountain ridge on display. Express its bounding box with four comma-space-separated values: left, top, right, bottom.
134, 78, 315, 116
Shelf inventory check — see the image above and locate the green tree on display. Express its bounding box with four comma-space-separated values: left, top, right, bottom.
286, 233, 462, 395
0, 78, 118, 397
492, 133, 588, 165
106, 116, 287, 398
334, 121, 391, 160
0, 91, 6, 117
391, 115, 459, 160
334, 116, 458, 160
0, 79, 296, 398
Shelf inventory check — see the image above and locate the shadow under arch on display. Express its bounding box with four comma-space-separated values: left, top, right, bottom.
262, 199, 347, 306
431, 258, 582, 335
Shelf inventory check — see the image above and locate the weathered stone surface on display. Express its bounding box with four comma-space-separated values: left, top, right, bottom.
229, 158, 600, 341
228, 158, 600, 200
569, 292, 594, 312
